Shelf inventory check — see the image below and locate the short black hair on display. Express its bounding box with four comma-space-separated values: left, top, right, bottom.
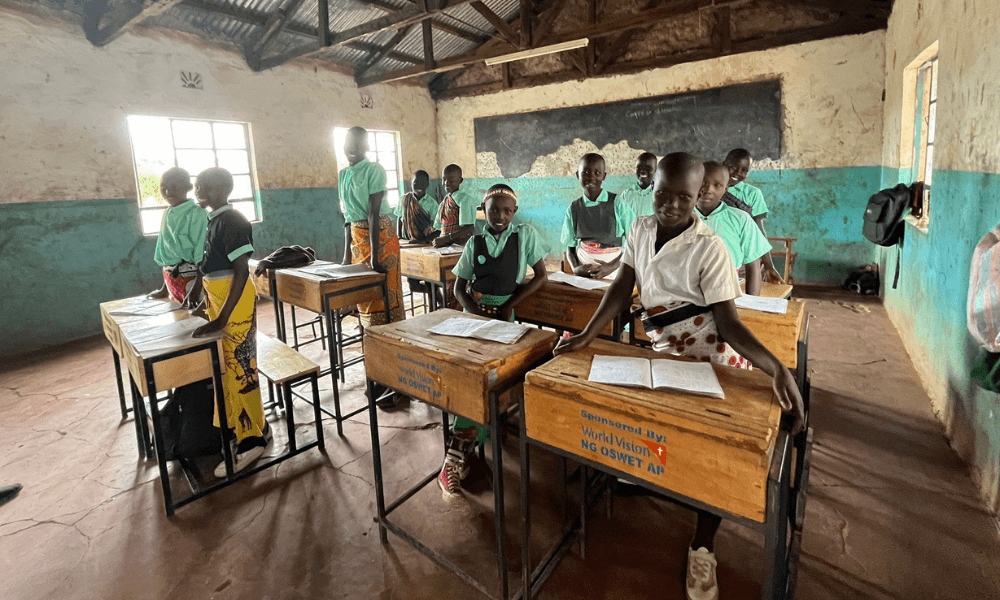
637, 152, 657, 164
161, 167, 191, 186
443, 164, 462, 177
412, 170, 429, 181
580, 153, 605, 167
658, 152, 704, 180
703, 161, 728, 178
347, 126, 368, 138
724, 148, 751, 165
197, 167, 234, 197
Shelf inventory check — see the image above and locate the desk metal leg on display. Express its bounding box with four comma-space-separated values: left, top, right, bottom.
367, 378, 389, 544
142, 367, 174, 516
211, 345, 236, 481
128, 379, 146, 460
520, 401, 532, 599
489, 391, 509, 600
284, 381, 297, 453
311, 375, 325, 451
112, 348, 127, 419
325, 307, 344, 436
763, 435, 792, 600
382, 280, 391, 324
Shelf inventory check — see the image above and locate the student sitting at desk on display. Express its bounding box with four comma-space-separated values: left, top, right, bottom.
438, 184, 548, 500
698, 161, 771, 296
396, 170, 439, 245
190, 167, 270, 477
561, 153, 635, 279
619, 152, 658, 219
554, 153, 804, 600
432, 164, 477, 248
724, 148, 784, 284
148, 167, 207, 305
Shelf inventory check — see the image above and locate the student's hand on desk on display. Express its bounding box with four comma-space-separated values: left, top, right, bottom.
147, 287, 168, 300
773, 368, 806, 435
573, 264, 600, 278
765, 266, 785, 284
593, 260, 616, 279
553, 332, 594, 356
369, 257, 388, 274
496, 304, 514, 322
432, 235, 450, 248
192, 319, 225, 338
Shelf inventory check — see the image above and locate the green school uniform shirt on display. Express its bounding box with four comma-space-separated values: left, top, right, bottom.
559, 188, 636, 248
433, 187, 479, 229
728, 181, 769, 217
393, 192, 440, 220
453, 222, 547, 286
339, 159, 391, 224
153, 199, 209, 267
618, 180, 655, 219
697, 201, 772, 267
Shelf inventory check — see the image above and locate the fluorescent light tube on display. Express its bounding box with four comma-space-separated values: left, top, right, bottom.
485, 38, 590, 66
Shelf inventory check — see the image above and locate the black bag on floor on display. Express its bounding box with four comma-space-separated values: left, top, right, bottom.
159, 379, 221, 461
844, 264, 880, 295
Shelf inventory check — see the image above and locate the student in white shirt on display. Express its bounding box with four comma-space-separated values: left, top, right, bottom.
554, 152, 804, 600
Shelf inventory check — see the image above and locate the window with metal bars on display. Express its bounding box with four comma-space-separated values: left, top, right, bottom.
126, 116, 260, 235
910, 57, 938, 228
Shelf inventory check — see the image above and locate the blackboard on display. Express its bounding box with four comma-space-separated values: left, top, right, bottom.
474, 81, 782, 178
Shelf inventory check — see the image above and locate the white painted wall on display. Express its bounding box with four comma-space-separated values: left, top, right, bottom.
0, 7, 438, 203
436, 31, 886, 178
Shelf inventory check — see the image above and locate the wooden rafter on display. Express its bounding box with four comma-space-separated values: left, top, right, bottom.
354, 24, 417, 81
470, 1, 521, 47
242, 0, 309, 61
357, 0, 485, 43
179, 0, 423, 66
433, 15, 887, 99
422, 19, 435, 69
84, 0, 186, 47
360, 0, 743, 86
249, 0, 480, 71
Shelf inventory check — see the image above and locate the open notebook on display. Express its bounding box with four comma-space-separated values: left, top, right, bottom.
428, 317, 529, 344
588, 355, 725, 398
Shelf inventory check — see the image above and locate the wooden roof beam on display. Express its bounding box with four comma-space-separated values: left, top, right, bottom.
354, 24, 417, 82
242, 0, 309, 61
470, 1, 522, 47
84, 0, 186, 46
356, 0, 485, 43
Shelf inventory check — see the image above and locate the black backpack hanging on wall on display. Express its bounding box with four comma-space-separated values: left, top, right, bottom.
862, 183, 915, 289
862, 184, 913, 246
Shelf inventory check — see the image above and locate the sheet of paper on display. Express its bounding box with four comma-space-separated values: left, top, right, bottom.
587, 355, 653, 389
470, 320, 529, 344
735, 295, 789, 314
127, 318, 206, 352
548, 271, 612, 291
297, 263, 377, 278
428, 317, 490, 338
424, 245, 465, 255
650, 359, 725, 399
107, 298, 180, 316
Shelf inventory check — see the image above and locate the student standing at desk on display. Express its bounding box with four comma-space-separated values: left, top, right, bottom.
698, 161, 771, 296
725, 148, 784, 284
396, 170, 439, 245
555, 153, 803, 600
618, 152, 658, 220
148, 167, 207, 304
439, 184, 548, 499
190, 167, 270, 477
562, 153, 635, 279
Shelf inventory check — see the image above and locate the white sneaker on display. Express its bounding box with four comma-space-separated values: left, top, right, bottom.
686, 547, 719, 600
215, 432, 273, 478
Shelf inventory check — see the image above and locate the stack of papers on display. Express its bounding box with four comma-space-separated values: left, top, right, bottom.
734, 295, 789, 314
588, 355, 725, 398
107, 299, 182, 317
424, 245, 465, 256
428, 317, 530, 344
547, 271, 611, 291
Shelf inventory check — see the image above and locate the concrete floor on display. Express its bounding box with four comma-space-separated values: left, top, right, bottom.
2, 290, 999, 600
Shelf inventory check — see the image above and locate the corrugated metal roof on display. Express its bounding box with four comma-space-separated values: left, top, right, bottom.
15, 0, 518, 80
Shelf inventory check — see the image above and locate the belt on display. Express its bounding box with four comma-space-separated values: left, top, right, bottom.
635, 303, 712, 333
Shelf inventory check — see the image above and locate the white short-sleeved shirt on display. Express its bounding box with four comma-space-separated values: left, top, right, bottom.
622, 215, 742, 308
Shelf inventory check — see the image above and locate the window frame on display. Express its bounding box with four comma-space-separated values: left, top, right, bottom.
900, 45, 939, 232
125, 116, 261, 237
333, 127, 404, 209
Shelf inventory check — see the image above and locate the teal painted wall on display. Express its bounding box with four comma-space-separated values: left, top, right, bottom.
0, 188, 345, 357
883, 168, 1000, 503
461, 166, 882, 283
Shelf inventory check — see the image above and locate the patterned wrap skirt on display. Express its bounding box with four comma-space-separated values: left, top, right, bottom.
642, 301, 752, 370
350, 215, 405, 328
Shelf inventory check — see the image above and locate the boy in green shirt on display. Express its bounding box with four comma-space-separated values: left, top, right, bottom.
395, 170, 439, 244
432, 164, 477, 248
724, 148, 784, 283
698, 162, 771, 295
618, 152, 658, 219
148, 167, 208, 304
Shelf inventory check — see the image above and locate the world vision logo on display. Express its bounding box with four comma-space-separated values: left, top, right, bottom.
642, 439, 667, 465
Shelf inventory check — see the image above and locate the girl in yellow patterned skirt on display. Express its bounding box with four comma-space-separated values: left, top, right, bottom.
192, 168, 270, 477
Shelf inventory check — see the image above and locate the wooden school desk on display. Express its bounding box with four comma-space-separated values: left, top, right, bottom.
519, 340, 813, 600
363, 309, 558, 600
399, 244, 461, 311
273, 264, 388, 434
515, 270, 625, 340
742, 281, 794, 299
